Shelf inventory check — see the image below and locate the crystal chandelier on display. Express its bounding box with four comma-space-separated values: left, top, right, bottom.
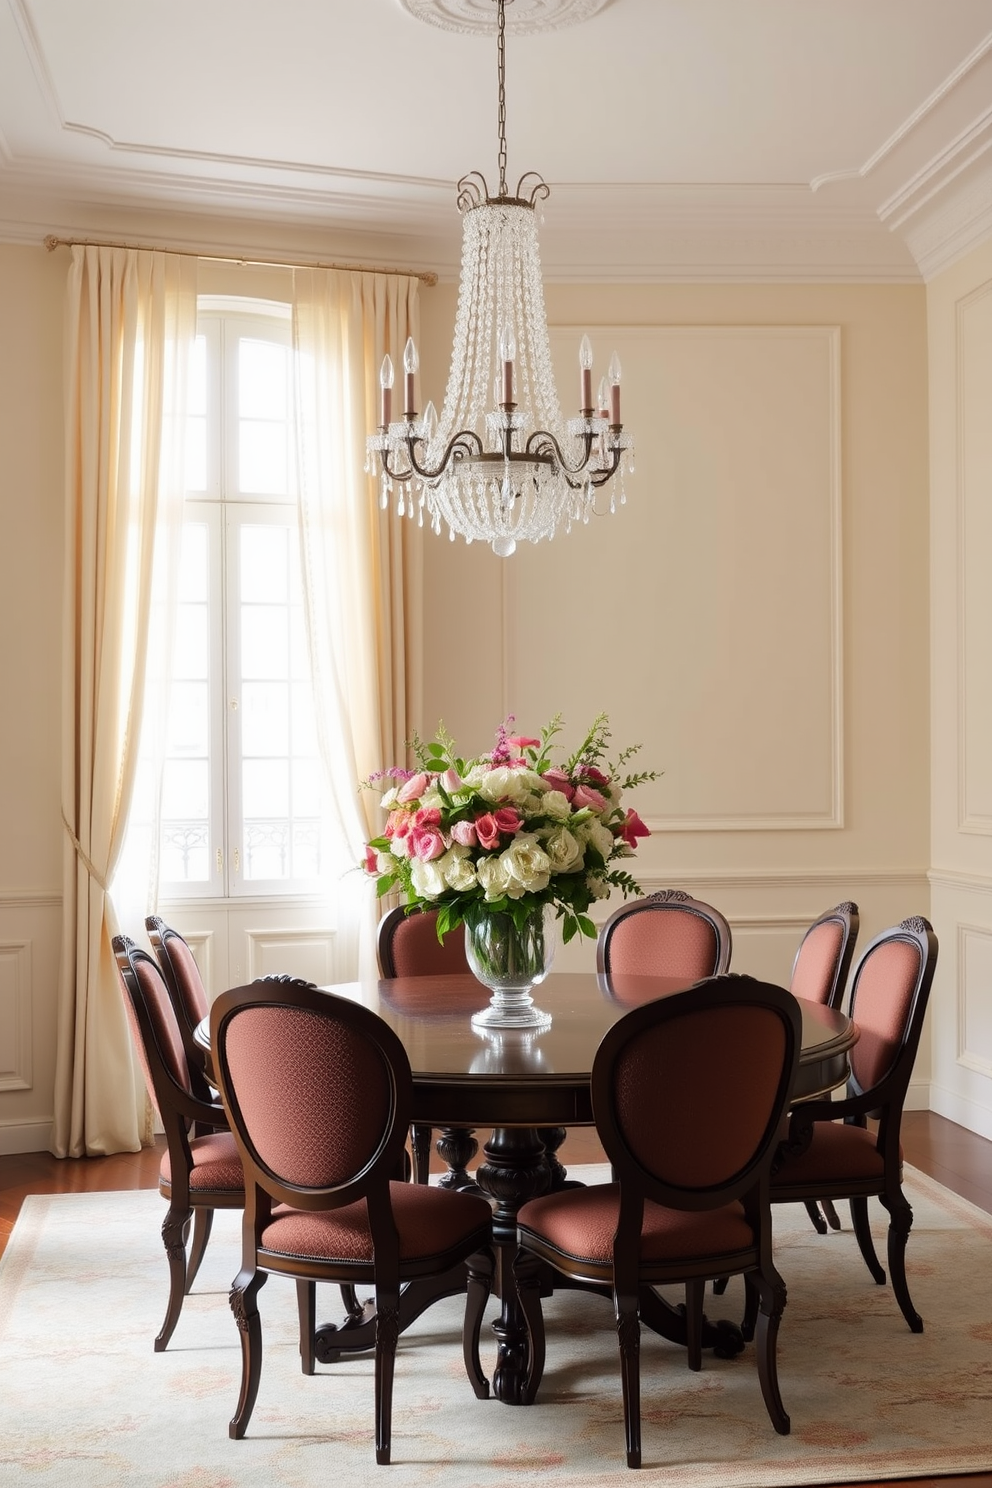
366, 0, 633, 557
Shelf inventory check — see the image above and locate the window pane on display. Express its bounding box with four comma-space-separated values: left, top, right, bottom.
243, 758, 288, 818
292, 758, 323, 817
178, 522, 209, 602
162, 759, 209, 820
241, 524, 287, 603
240, 338, 286, 417
242, 681, 289, 755
185, 337, 208, 491
291, 681, 318, 756
242, 605, 289, 678
240, 422, 289, 495
244, 821, 290, 881
160, 824, 210, 884
166, 681, 209, 756
173, 605, 208, 679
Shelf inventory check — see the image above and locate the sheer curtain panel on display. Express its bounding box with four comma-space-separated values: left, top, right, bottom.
292, 269, 422, 979
54, 246, 197, 1157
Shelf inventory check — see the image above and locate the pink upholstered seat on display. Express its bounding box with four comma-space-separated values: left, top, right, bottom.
514, 975, 801, 1470
596, 888, 732, 988
113, 934, 244, 1352
212, 977, 494, 1465
771, 916, 938, 1334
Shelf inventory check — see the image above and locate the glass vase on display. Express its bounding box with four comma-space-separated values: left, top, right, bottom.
466, 904, 554, 1030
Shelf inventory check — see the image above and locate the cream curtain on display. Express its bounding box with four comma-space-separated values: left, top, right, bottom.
292, 269, 422, 979
53, 246, 197, 1157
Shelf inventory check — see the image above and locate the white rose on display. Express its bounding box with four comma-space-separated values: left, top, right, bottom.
575, 818, 615, 861
541, 824, 585, 875
375, 850, 393, 874
419, 785, 445, 812
477, 853, 512, 901
500, 833, 551, 897
540, 789, 572, 822
440, 844, 477, 892
410, 856, 445, 899
477, 766, 530, 804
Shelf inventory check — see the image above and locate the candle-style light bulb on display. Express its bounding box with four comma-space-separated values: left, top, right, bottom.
579, 333, 594, 412
608, 351, 622, 425
402, 337, 419, 417
499, 324, 516, 406
597, 376, 609, 417
422, 399, 438, 443
379, 354, 394, 427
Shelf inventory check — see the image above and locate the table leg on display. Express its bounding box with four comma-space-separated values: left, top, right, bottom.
475, 1125, 552, 1405
434, 1126, 480, 1191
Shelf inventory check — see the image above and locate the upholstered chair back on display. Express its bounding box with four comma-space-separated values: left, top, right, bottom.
596, 889, 732, 980
593, 975, 801, 1209
377, 906, 469, 978
789, 902, 859, 1010
847, 920, 935, 1096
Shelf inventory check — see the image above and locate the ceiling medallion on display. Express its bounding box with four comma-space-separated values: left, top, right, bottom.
398, 0, 613, 36
368, 0, 633, 556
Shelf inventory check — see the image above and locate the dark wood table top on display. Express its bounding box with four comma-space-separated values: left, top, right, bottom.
318, 971, 857, 1127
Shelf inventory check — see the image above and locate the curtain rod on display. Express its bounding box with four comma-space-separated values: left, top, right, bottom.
43, 235, 438, 287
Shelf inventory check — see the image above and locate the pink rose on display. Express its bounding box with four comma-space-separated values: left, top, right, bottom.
620, 808, 649, 849
413, 806, 441, 828
384, 810, 411, 839
572, 783, 608, 813
450, 820, 478, 847
440, 767, 462, 792
581, 765, 610, 787
474, 813, 501, 850
397, 771, 429, 804
411, 825, 446, 861
493, 806, 523, 835
542, 769, 575, 801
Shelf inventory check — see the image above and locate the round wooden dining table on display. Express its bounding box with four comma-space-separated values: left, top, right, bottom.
198, 969, 857, 1404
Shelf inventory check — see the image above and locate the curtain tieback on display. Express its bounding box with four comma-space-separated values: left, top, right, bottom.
62, 812, 110, 894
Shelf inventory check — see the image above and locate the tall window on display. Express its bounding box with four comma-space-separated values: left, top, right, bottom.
158, 298, 328, 899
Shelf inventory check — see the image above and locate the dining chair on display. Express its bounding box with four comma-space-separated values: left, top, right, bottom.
211, 975, 495, 1464
146, 915, 214, 1102
788, 901, 860, 1234
377, 905, 472, 1185
113, 932, 244, 1351
770, 916, 938, 1334
513, 975, 802, 1469
596, 888, 732, 983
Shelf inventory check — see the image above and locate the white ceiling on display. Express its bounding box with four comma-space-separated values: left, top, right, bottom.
3, 0, 992, 281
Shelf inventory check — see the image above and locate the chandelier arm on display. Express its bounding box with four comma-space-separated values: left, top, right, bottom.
380, 429, 484, 483
523, 427, 624, 483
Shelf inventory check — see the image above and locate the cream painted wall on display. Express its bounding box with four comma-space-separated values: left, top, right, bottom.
0, 245, 66, 1150
0, 248, 938, 1151
418, 282, 933, 1092
928, 236, 992, 1139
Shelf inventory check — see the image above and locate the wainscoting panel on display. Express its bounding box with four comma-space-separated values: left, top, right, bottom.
0, 940, 32, 1092
0, 894, 61, 1155
958, 283, 992, 834
929, 876, 992, 1139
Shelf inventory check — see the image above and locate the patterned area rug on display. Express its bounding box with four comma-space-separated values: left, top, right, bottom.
1, 1166, 991, 1486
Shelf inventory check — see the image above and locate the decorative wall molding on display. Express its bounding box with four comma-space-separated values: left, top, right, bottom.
0, 940, 33, 1092
957, 923, 992, 1079
244, 926, 337, 985
955, 279, 992, 833
929, 867, 992, 893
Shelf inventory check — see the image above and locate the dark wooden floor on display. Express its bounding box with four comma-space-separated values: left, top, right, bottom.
2, 1111, 990, 1488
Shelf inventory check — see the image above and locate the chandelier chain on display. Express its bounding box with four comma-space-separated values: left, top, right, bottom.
496, 0, 508, 196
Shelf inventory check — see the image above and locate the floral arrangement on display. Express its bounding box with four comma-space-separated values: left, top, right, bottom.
362, 713, 656, 945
